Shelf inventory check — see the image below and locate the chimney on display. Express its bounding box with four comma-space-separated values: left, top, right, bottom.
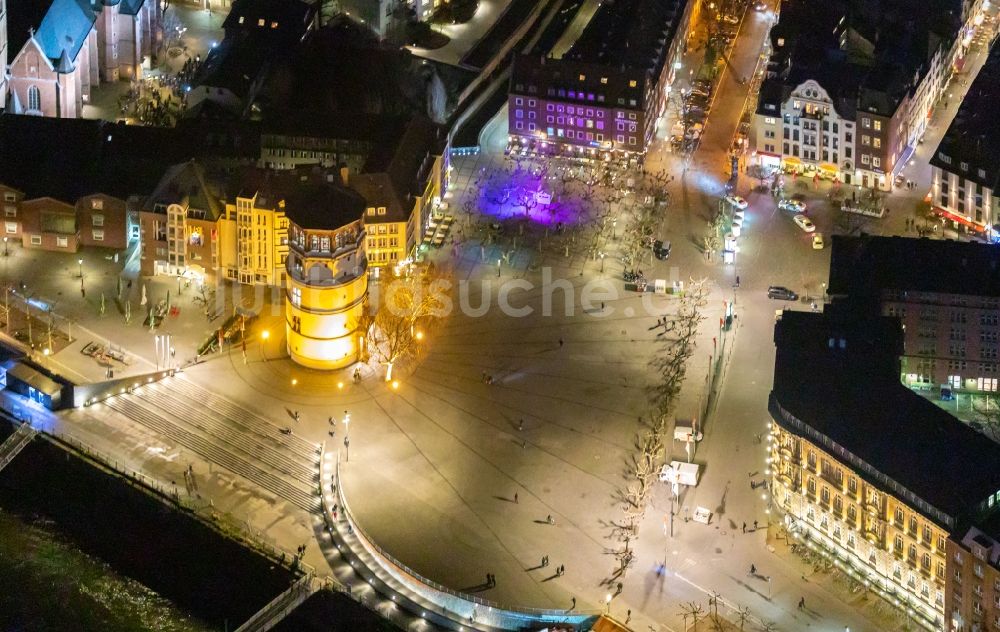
340, 166, 350, 187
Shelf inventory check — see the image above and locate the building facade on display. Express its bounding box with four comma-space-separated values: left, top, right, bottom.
769, 309, 1000, 631
752, 0, 980, 190
946, 525, 1000, 632
6, 0, 160, 118
929, 35, 1000, 242
507, 0, 694, 158
827, 235, 1000, 392
0, 185, 130, 252
285, 211, 367, 370
139, 161, 224, 281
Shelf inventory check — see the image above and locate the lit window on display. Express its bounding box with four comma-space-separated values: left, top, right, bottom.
257, 18, 265, 26
92, 229, 104, 241
378, 207, 386, 215
764, 117, 775, 124
92, 214, 104, 227
5, 222, 17, 234
30, 235, 41, 245
271, 21, 278, 28
367, 207, 375, 216
291, 287, 301, 307
579, 74, 586, 81
628, 80, 637, 88
56, 236, 68, 248
873, 120, 881, 131
600, 77, 608, 84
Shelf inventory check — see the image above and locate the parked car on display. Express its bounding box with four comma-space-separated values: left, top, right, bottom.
778, 199, 807, 213
812, 233, 825, 249
725, 195, 749, 209
686, 93, 710, 107
767, 286, 798, 301
793, 214, 816, 232
653, 240, 672, 260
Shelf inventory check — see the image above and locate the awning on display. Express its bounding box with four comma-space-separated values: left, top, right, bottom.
819, 163, 838, 173
6, 362, 61, 396
783, 156, 802, 165
934, 206, 987, 232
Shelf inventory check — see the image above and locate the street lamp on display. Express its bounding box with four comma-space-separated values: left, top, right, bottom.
600, 251, 606, 273
604, 593, 612, 615
78, 258, 84, 278
612, 219, 617, 239
3, 237, 8, 257
261, 329, 270, 361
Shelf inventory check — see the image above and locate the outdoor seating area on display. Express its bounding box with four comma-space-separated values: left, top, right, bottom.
423, 213, 456, 249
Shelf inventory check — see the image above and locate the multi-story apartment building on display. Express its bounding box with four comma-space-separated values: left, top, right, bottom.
930, 39, 1000, 242
139, 161, 225, 280
753, 0, 981, 190
947, 522, 1000, 632
507, 0, 694, 157
5, 0, 160, 118
217, 168, 294, 287
0, 185, 130, 253
769, 309, 1000, 631
828, 235, 1000, 392
284, 185, 368, 370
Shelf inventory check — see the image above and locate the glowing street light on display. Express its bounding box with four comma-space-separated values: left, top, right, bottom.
343, 410, 351, 462
600, 251, 606, 273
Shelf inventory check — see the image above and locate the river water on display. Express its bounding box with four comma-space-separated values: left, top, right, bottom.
0, 508, 212, 632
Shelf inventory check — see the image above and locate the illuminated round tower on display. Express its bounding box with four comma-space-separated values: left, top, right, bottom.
285, 216, 368, 370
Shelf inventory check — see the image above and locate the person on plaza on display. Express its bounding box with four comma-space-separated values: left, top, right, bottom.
754, 520, 759, 530
798, 597, 805, 609
742, 521, 747, 533
750, 564, 756, 575
514, 492, 519, 504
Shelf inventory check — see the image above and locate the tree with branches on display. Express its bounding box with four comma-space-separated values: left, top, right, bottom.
362, 268, 450, 381
972, 394, 1000, 441
680, 602, 705, 630
602, 280, 708, 584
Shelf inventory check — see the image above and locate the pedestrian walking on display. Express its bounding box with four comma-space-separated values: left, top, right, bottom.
798, 597, 805, 609
558, 338, 564, 348
542, 555, 548, 567
571, 597, 576, 609
626, 609, 631, 624
518, 418, 524, 431
750, 564, 756, 575
293, 410, 300, 422
547, 514, 554, 524
754, 520, 759, 530
514, 492, 519, 504
742, 521, 746, 533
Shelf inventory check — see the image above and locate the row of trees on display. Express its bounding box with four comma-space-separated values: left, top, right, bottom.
602, 279, 709, 583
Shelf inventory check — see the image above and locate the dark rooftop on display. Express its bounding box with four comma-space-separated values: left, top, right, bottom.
5, 0, 53, 67
566, 0, 689, 79
510, 54, 648, 109
758, 0, 961, 119
260, 110, 409, 145
930, 42, 1000, 193
827, 234, 1000, 298
0, 114, 259, 201
236, 167, 366, 231
771, 309, 1000, 525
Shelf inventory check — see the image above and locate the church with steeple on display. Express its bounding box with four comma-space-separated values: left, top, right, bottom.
4, 0, 161, 118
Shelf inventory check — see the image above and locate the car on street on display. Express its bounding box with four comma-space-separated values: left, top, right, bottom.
755, 1, 767, 9
725, 195, 749, 209
653, 239, 672, 260
722, 14, 740, 24
767, 286, 798, 301
793, 214, 816, 232
778, 199, 806, 213
812, 233, 825, 249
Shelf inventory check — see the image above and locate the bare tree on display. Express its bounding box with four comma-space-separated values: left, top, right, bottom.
757, 621, 780, 632
680, 602, 705, 630
735, 605, 751, 631
362, 269, 449, 381
972, 394, 1000, 441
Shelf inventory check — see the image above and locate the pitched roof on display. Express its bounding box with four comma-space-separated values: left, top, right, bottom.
771, 309, 1000, 527
144, 161, 225, 221
34, 0, 97, 64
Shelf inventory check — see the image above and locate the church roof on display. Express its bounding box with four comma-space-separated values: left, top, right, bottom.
35, 0, 97, 65
119, 0, 146, 16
